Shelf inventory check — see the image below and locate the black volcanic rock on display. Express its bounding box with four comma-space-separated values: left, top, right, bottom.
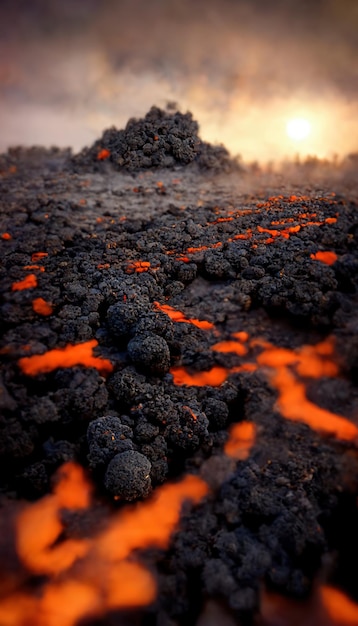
1, 112, 358, 626
104, 450, 152, 500
72, 106, 237, 172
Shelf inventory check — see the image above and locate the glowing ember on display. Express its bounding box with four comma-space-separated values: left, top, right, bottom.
310, 251, 338, 265
97, 148, 110, 160
32, 297, 53, 316
286, 117, 312, 141
1, 232, 12, 240
224, 421, 256, 460
154, 302, 214, 330
11, 274, 38, 291
18, 339, 113, 376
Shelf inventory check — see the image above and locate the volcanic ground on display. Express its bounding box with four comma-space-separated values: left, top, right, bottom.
1, 107, 358, 626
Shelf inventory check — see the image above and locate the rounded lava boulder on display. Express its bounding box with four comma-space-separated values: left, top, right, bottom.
104, 450, 152, 501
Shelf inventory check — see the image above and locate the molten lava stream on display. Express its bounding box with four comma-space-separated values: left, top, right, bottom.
18, 339, 113, 376
0, 462, 209, 626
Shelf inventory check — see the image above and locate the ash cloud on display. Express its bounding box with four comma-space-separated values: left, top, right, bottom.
0, 0, 357, 159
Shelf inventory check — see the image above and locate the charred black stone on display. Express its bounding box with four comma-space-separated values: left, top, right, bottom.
134, 419, 160, 443
106, 300, 146, 339
87, 415, 133, 468
204, 249, 235, 280
127, 333, 171, 375
164, 405, 210, 453
175, 262, 197, 283
52, 368, 108, 421
22, 396, 59, 424
108, 366, 152, 406
202, 398, 229, 431
104, 450, 152, 501
134, 310, 174, 342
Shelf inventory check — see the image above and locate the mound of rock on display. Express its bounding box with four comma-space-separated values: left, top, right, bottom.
72, 106, 237, 172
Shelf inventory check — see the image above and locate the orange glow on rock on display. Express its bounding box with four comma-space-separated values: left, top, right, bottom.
232, 331, 249, 342
211, 340, 248, 357
1, 232, 12, 240
225, 421, 256, 460
32, 297, 53, 316
170, 365, 228, 387
31, 252, 48, 261
11, 274, 38, 291
97, 148, 110, 160
320, 586, 358, 625
260, 585, 358, 626
18, 339, 113, 376
23, 265, 45, 272
154, 302, 214, 330
232, 362, 258, 373
126, 261, 151, 273
105, 561, 157, 609
310, 251, 338, 265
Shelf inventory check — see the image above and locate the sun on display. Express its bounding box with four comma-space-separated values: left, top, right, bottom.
286, 117, 311, 141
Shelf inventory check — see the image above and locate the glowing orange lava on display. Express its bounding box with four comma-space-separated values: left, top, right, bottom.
0, 462, 208, 626
170, 365, 228, 387
126, 261, 151, 273
18, 339, 113, 376
211, 340, 248, 357
172, 332, 357, 443
32, 298, 54, 316
154, 302, 214, 330
224, 421, 256, 460
31, 252, 48, 262
310, 251, 338, 265
11, 274, 38, 291
1, 232, 12, 240
320, 586, 358, 625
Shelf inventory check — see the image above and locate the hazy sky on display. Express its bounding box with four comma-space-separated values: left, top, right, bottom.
1, 0, 357, 161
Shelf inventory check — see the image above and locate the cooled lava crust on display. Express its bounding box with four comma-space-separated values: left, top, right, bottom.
1, 108, 358, 625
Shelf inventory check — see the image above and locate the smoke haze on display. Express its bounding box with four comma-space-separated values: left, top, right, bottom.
1, 0, 357, 161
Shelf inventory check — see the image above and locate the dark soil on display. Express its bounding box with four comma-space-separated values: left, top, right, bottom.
1, 108, 358, 626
